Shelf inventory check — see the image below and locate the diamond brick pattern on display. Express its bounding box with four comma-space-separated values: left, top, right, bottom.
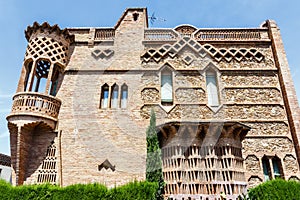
25, 37, 68, 65
141, 37, 265, 63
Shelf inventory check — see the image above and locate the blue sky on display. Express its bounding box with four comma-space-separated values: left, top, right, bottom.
0, 0, 300, 155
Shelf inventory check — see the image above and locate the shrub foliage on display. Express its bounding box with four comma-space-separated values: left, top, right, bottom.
0, 180, 158, 200
248, 178, 300, 200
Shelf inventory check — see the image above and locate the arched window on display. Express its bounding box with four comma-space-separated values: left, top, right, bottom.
33, 60, 50, 93
24, 61, 33, 91
120, 84, 128, 108
110, 84, 119, 108
49, 64, 60, 96
206, 70, 219, 107
101, 84, 109, 108
161, 68, 173, 105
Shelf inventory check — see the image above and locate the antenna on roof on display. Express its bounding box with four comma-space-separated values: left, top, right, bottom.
149, 12, 166, 26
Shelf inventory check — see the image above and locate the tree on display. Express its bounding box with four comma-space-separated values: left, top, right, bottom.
146, 109, 164, 199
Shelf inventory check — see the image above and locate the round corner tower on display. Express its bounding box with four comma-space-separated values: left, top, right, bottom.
7, 22, 74, 185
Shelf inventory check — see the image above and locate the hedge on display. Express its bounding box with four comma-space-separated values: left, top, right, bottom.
248, 178, 300, 200
0, 180, 158, 200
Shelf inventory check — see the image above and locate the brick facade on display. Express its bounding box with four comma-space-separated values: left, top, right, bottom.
6, 8, 300, 199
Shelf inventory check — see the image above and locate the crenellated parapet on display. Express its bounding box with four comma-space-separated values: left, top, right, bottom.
25, 22, 74, 46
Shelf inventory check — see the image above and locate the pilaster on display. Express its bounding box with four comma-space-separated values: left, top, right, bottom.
267, 20, 300, 166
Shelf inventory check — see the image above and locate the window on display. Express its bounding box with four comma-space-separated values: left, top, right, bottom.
262, 156, 283, 181
49, 65, 60, 96
120, 84, 128, 108
206, 70, 219, 107
110, 84, 119, 108
161, 68, 173, 104
133, 13, 139, 21
262, 156, 271, 181
101, 84, 109, 108
24, 61, 33, 91
272, 157, 283, 179
100, 83, 128, 109
33, 60, 51, 93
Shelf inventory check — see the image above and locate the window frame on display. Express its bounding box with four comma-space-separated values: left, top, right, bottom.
100, 84, 110, 108
205, 69, 220, 107
120, 84, 128, 109
160, 67, 173, 105
110, 84, 119, 109
262, 155, 284, 181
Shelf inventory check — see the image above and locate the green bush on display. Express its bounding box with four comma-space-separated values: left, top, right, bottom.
107, 181, 158, 200
0, 180, 158, 200
248, 178, 300, 200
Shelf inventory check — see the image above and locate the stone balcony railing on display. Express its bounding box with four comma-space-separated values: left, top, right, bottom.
144, 28, 270, 42
94, 28, 115, 40
9, 92, 61, 121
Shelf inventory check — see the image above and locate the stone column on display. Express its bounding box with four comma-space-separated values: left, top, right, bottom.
27, 60, 36, 92
45, 63, 54, 94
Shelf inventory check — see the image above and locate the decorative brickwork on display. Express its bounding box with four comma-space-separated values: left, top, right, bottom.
25, 37, 68, 65
37, 142, 57, 184
6, 7, 300, 199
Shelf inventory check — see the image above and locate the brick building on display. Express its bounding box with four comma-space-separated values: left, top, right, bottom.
0, 153, 11, 183
6, 8, 300, 199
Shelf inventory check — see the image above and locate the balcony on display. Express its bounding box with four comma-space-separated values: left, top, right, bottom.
144, 28, 270, 42
94, 28, 115, 41
8, 92, 61, 122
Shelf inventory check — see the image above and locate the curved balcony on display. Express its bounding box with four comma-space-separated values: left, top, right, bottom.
8, 92, 61, 122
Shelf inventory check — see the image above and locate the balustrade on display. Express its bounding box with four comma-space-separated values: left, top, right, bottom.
145, 28, 269, 41
144, 29, 178, 40
10, 92, 61, 120
94, 29, 115, 40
